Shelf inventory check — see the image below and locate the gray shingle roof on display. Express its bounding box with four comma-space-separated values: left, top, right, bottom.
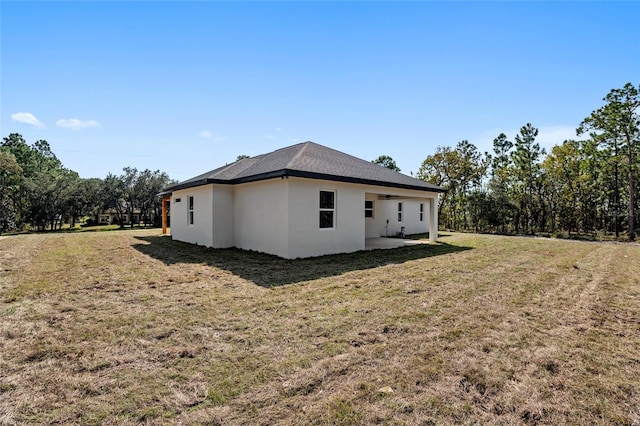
165, 142, 445, 193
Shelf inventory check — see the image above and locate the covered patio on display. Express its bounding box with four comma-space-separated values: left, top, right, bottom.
364, 191, 438, 243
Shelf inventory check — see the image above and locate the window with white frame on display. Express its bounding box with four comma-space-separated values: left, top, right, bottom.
419, 203, 424, 221
397, 202, 403, 222
365, 200, 374, 219
319, 190, 335, 229
188, 195, 194, 226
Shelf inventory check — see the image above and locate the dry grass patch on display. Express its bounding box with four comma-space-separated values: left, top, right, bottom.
1, 230, 639, 425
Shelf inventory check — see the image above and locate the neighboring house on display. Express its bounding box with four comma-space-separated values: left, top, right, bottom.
161, 141, 445, 259
97, 208, 145, 225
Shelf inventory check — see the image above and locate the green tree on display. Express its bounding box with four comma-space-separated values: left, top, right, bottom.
2, 133, 176, 231
512, 123, 545, 234
542, 140, 582, 233
0, 191, 17, 234
66, 178, 103, 227
488, 133, 515, 233
466, 189, 494, 233
417, 146, 459, 228
576, 139, 608, 233
52, 169, 81, 230
372, 155, 401, 172
1, 133, 36, 227
104, 167, 174, 228
0, 151, 22, 234
0, 151, 22, 189
134, 169, 173, 226
578, 83, 639, 241
454, 140, 489, 230
417, 141, 488, 230
1, 135, 72, 230
28, 141, 69, 230
102, 173, 126, 226
121, 167, 139, 228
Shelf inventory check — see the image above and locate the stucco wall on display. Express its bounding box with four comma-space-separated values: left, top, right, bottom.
234, 179, 289, 258
211, 185, 235, 248
401, 199, 429, 235
171, 184, 214, 247
365, 195, 387, 238
287, 178, 365, 258
170, 178, 440, 258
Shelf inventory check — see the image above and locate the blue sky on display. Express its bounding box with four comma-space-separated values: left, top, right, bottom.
2, 1, 639, 181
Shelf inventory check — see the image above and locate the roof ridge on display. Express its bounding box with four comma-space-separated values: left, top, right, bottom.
286, 141, 314, 168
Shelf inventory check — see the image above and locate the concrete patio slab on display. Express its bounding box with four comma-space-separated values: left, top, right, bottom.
365, 237, 430, 250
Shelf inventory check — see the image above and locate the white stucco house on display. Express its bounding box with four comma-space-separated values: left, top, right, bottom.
161, 142, 445, 259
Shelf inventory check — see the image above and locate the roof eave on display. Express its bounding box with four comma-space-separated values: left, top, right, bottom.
280, 169, 446, 193
162, 169, 446, 194
162, 178, 224, 193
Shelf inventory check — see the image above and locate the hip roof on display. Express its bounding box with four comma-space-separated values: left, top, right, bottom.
164, 141, 445, 193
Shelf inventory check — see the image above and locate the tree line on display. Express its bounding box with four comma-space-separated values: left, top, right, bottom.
417, 83, 639, 241
0, 133, 175, 234
3, 83, 636, 239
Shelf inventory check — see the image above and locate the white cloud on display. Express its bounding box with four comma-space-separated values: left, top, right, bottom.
264, 134, 277, 140
199, 131, 227, 142
56, 118, 100, 130
11, 112, 44, 128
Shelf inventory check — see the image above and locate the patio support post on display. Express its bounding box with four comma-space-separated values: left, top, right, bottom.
162, 195, 170, 235
429, 196, 438, 242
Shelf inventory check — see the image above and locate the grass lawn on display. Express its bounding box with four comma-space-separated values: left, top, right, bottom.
1, 230, 639, 425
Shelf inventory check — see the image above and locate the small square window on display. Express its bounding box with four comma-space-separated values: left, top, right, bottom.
365, 200, 374, 218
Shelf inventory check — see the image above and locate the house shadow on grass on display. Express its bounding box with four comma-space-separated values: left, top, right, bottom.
132, 236, 472, 287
